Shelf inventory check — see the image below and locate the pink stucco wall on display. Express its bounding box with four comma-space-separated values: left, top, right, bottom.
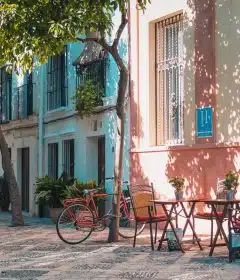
129, 0, 240, 235
131, 143, 240, 205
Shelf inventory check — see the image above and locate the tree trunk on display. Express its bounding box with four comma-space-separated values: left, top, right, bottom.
108, 67, 128, 242
0, 127, 24, 226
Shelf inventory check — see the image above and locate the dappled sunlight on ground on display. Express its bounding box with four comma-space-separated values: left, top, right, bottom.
0, 213, 240, 279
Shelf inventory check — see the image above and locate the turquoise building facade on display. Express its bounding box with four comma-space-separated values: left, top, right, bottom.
0, 13, 129, 216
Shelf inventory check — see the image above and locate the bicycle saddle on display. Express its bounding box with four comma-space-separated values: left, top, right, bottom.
83, 189, 97, 195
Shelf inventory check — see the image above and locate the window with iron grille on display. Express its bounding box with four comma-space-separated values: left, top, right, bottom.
156, 14, 184, 145
0, 67, 12, 123
62, 139, 74, 177
13, 72, 33, 120
76, 59, 106, 106
47, 46, 68, 111
48, 143, 58, 180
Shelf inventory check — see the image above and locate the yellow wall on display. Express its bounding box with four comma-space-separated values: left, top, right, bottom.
216, 0, 240, 143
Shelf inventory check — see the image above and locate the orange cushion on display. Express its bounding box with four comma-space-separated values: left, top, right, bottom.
136, 214, 167, 222
196, 211, 223, 217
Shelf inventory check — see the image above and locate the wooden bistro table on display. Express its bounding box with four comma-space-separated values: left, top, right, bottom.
204, 199, 240, 256
151, 199, 203, 253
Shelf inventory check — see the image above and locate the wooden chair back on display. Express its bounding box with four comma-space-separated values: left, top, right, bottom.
128, 184, 156, 218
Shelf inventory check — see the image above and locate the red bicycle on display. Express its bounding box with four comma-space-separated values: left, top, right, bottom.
56, 181, 146, 244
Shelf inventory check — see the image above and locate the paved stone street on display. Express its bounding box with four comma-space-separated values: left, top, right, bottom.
0, 213, 240, 280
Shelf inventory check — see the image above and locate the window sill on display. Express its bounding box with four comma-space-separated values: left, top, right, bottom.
45, 106, 70, 114
43, 108, 76, 124
0, 115, 38, 131
131, 142, 240, 153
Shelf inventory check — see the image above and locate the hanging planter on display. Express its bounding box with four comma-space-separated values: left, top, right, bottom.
86, 31, 101, 40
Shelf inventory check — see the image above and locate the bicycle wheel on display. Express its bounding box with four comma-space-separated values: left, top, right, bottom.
118, 197, 146, 238
56, 203, 94, 244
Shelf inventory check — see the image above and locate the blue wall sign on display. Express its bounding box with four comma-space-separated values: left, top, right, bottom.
196, 107, 213, 137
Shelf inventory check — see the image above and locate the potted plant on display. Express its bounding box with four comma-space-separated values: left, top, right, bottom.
223, 171, 239, 200
169, 176, 185, 200
35, 174, 72, 223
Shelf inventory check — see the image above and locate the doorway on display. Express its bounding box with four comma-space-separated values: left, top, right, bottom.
98, 137, 105, 187
98, 137, 105, 217
21, 147, 30, 212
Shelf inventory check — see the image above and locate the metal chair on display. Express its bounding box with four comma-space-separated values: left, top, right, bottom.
193, 178, 226, 246
228, 203, 240, 262
128, 183, 167, 250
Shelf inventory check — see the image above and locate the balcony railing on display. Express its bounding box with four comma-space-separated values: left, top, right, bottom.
76, 59, 106, 108
13, 83, 33, 120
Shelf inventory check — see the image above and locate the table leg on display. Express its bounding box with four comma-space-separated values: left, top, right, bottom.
157, 204, 174, 251
182, 202, 195, 236
174, 204, 179, 228
209, 204, 228, 256
228, 204, 233, 262
158, 204, 185, 253
181, 202, 203, 250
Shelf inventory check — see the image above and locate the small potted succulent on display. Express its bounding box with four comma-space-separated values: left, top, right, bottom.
223, 171, 239, 200
169, 176, 185, 200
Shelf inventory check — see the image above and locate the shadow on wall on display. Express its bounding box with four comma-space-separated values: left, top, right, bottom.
166, 0, 240, 212
130, 0, 240, 209
129, 78, 151, 186
166, 147, 240, 212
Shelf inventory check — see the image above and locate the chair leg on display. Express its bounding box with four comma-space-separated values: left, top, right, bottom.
149, 221, 154, 251
133, 221, 138, 248
210, 219, 213, 247
154, 222, 158, 244
219, 229, 223, 240
192, 217, 195, 243
175, 208, 179, 229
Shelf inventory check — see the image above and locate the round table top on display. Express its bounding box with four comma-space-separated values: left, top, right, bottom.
150, 199, 206, 204
150, 199, 240, 204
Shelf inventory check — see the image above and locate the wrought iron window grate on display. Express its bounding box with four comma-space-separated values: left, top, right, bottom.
156, 14, 184, 145
62, 139, 74, 177
0, 67, 12, 123
47, 46, 68, 111
76, 59, 106, 106
48, 143, 58, 180
13, 72, 33, 120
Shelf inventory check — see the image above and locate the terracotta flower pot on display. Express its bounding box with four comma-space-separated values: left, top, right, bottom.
50, 208, 62, 224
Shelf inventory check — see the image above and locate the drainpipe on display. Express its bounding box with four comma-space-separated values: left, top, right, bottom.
38, 65, 44, 178
128, 2, 132, 185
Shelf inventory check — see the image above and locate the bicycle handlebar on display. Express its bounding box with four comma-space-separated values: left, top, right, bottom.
105, 177, 129, 185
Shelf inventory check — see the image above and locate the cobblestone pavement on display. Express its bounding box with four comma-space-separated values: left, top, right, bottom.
0, 213, 240, 280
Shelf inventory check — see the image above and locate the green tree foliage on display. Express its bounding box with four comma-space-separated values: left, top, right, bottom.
0, 0, 149, 71
0, 0, 150, 236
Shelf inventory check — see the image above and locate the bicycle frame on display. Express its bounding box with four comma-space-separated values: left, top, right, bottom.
63, 189, 131, 226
